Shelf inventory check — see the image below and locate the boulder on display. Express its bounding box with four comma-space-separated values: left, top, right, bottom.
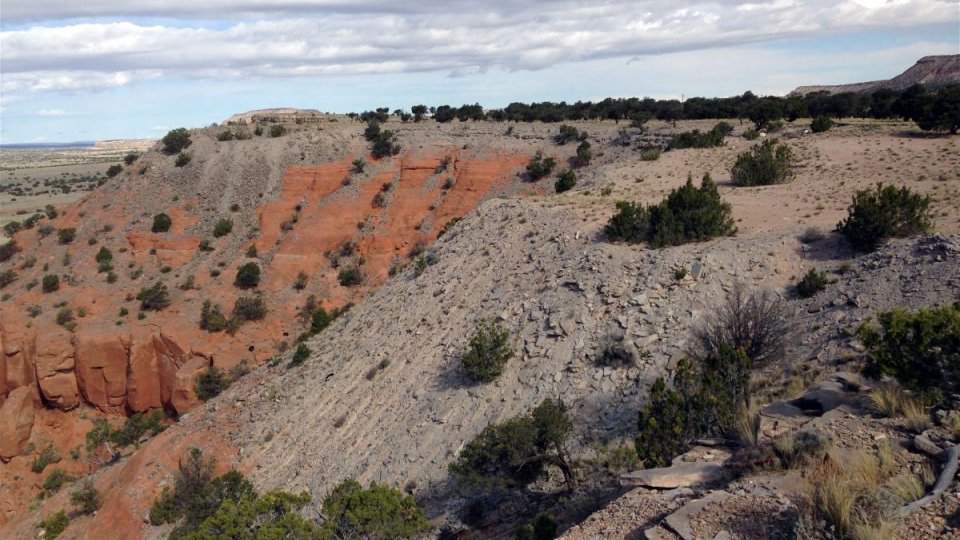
0, 385, 39, 461
126, 331, 164, 412
170, 356, 208, 414
621, 462, 727, 489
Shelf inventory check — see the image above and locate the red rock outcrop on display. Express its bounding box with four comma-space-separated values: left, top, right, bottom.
0, 386, 39, 461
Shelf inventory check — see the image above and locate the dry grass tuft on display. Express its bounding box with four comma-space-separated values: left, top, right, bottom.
734, 403, 761, 447
868, 385, 931, 432
902, 398, 932, 433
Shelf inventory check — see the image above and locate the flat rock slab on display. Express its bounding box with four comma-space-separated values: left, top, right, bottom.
621, 462, 727, 489
664, 491, 733, 540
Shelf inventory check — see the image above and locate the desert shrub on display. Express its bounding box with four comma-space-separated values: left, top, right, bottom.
233, 295, 267, 321
57, 228, 76, 244
773, 431, 831, 470
526, 151, 557, 180
730, 139, 794, 186
605, 173, 735, 247
576, 140, 593, 165
42, 274, 60, 293
199, 300, 228, 332
351, 158, 366, 173
596, 333, 634, 367
212, 217, 233, 237
337, 265, 365, 287
836, 183, 932, 252
269, 124, 287, 138
743, 128, 759, 140
636, 345, 751, 467
289, 343, 311, 367
372, 130, 400, 158
796, 268, 829, 298
234, 262, 260, 288
811, 115, 833, 133
438, 216, 462, 237
124, 153, 139, 165
692, 283, 790, 366
555, 170, 576, 193
137, 282, 170, 311
859, 304, 960, 402
31, 445, 61, 473
515, 513, 559, 540
95, 246, 113, 266
152, 213, 172, 233
319, 479, 430, 539
163, 128, 192, 153
71, 481, 102, 514
293, 271, 308, 290
109, 410, 166, 447
175, 153, 191, 167
436, 155, 452, 173
0, 269, 17, 288
554, 124, 580, 144
450, 399, 575, 490
181, 489, 317, 539
372, 191, 387, 208
106, 164, 123, 178
37, 511, 69, 539
3, 220, 20, 236
216, 130, 235, 141
461, 319, 513, 383
43, 469, 74, 494
195, 366, 230, 401
639, 148, 661, 161
667, 124, 725, 149
0, 240, 18, 262
799, 226, 824, 243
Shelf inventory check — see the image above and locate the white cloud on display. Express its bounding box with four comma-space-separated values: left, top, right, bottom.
0, 1, 955, 99
37, 108, 68, 116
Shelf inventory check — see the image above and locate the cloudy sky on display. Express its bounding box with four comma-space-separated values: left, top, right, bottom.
1, 1, 958, 143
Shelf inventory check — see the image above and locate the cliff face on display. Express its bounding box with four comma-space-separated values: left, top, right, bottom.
790, 54, 960, 95
0, 114, 543, 525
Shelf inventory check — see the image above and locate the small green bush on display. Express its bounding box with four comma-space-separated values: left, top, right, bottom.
743, 128, 759, 140
106, 164, 123, 178
450, 399, 575, 490
836, 183, 932, 252
162, 128, 192, 153
124, 153, 139, 165
0, 240, 19, 262
555, 170, 576, 193
730, 139, 794, 186
212, 217, 233, 237
200, 300, 228, 331
605, 173, 735, 247
372, 130, 400, 158
351, 158, 366, 173
233, 295, 267, 321
337, 265, 364, 287
152, 213, 172, 233
269, 124, 287, 138
95, 246, 113, 265
42, 274, 60, 293
554, 124, 580, 144
234, 262, 260, 288
217, 131, 236, 141
0, 269, 17, 288
811, 115, 833, 133
195, 366, 230, 401
526, 151, 557, 180
667, 123, 726, 150
860, 304, 960, 402
37, 510, 69, 539
636, 345, 751, 467
43, 469, 74, 494
576, 140, 593, 165
175, 153, 191, 167
639, 148, 661, 161
796, 268, 829, 298
57, 228, 76, 244
31, 445, 61, 473
70, 481, 102, 514
461, 319, 513, 383
56, 307, 74, 327
289, 343, 311, 367
137, 282, 170, 311
109, 410, 166, 447
319, 479, 430, 539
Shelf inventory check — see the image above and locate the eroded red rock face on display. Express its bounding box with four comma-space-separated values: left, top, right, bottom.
0, 148, 529, 533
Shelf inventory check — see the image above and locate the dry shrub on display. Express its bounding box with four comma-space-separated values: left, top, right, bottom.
869, 385, 931, 432
692, 282, 792, 366
734, 403, 760, 447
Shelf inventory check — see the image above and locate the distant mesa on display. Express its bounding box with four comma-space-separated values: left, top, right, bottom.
222, 108, 326, 124
791, 54, 960, 96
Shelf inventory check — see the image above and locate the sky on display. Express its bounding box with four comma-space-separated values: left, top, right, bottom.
1, 1, 958, 144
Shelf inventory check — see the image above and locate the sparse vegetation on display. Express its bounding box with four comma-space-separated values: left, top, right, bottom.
667, 123, 727, 149
692, 283, 790, 366
37, 510, 69, 539
213, 217, 233, 237
31, 445, 61, 474
106, 164, 123, 178
195, 366, 230, 401
319, 479, 430, 539
554, 169, 576, 193
269, 124, 287, 137
526, 151, 557, 180
175, 152, 191, 167
461, 319, 513, 383
337, 265, 364, 287
836, 183, 932, 252
232, 294, 267, 321
70, 481, 102, 514
199, 300, 228, 332
289, 343, 311, 367
57, 227, 76, 244
234, 262, 261, 288
42, 274, 60, 293
162, 128, 192, 154
811, 115, 833, 133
